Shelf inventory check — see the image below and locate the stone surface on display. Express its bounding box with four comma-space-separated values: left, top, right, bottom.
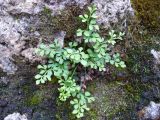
151, 49, 160, 64
93, 0, 134, 28
4, 113, 28, 120
0, 0, 133, 74
87, 81, 128, 119
0, 100, 8, 107
138, 101, 160, 120
151, 49, 160, 77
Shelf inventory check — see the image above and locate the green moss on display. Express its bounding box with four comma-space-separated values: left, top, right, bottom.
54, 80, 141, 119
55, 99, 76, 120
85, 81, 129, 119
25, 91, 43, 106
131, 0, 160, 28
125, 83, 141, 102
42, 7, 52, 17
39, 6, 86, 38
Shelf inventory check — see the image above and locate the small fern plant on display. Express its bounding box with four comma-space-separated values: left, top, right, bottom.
35, 5, 126, 118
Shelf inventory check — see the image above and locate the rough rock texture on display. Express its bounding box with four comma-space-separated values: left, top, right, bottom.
138, 101, 160, 120
4, 113, 28, 120
93, 0, 134, 28
0, 62, 57, 119
151, 49, 160, 64
151, 49, 160, 77
0, 45, 17, 74
0, 0, 133, 74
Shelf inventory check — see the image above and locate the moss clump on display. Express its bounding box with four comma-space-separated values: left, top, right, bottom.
42, 7, 52, 17
131, 0, 160, 28
25, 91, 43, 106
55, 99, 76, 120
85, 81, 129, 119
39, 6, 86, 38
125, 82, 141, 102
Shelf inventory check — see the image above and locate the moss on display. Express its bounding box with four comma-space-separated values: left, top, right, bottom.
25, 91, 44, 106
42, 7, 52, 17
125, 24, 160, 75
85, 81, 130, 119
55, 99, 76, 120
131, 0, 160, 28
125, 83, 141, 102
54, 79, 141, 119
39, 6, 86, 38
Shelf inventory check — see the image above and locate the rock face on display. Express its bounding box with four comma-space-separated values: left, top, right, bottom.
94, 0, 134, 28
151, 49, 160, 64
4, 113, 28, 120
0, 0, 133, 74
151, 49, 160, 77
138, 101, 160, 120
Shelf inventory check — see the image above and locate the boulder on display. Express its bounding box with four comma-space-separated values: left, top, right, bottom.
138, 101, 160, 120
4, 113, 28, 120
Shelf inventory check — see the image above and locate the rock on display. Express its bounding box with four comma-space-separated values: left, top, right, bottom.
4, 104, 18, 112
21, 108, 33, 120
53, 31, 66, 47
151, 49, 160, 64
138, 101, 160, 120
4, 113, 28, 120
6, 0, 44, 15
0, 0, 133, 74
87, 81, 128, 119
142, 91, 154, 101
0, 77, 10, 86
151, 49, 160, 77
0, 100, 8, 107
32, 112, 42, 120
0, 57, 17, 74
93, 0, 134, 28
0, 107, 2, 114
21, 48, 40, 62
45, 0, 88, 15
0, 45, 17, 74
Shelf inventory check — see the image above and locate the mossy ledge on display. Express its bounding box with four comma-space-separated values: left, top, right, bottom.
131, 0, 160, 29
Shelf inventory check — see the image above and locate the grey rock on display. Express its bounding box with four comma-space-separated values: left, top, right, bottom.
0, 57, 17, 74
93, 0, 134, 28
151, 49, 160, 77
0, 107, 2, 114
0, 100, 8, 107
0, 77, 10, 86
138, 101, 160, 120
32, 112, 42, 120
151, 49, 160, 64
45, 0, 88, 15
4, 113, 28, 120
21, 48, 40, 62
0, 0, 133, 74
3, 0, 43, 15
53, 31, 66, 47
